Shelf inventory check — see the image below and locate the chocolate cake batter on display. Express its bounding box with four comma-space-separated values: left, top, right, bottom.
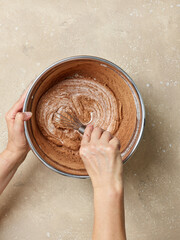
35, 73, 137, 176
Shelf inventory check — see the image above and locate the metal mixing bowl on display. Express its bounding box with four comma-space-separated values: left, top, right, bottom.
23, 56, 145, 178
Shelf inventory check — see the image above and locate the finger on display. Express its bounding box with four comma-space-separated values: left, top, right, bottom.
6, 101, 24, 121
6, 81, 33, 121
14, 112, 32, 133
100, 130, 113, 143
81, 125, 94, 145
91, 127, 104, 142
109, 137, 121, 150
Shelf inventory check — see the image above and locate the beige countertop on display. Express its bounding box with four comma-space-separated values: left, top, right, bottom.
0, 0, 179, 239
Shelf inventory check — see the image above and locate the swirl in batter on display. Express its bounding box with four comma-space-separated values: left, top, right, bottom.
36, 78, 120, 151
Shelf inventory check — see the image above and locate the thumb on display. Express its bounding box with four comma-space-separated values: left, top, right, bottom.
14, 112, 32, 133
23, 112, 32, 121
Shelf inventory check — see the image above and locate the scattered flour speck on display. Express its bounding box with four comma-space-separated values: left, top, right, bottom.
46, 232, 50, 238
173, 81, 177, 86
146, 83, 150, 87
20, 68, 26, 73
169, 144, 172, 148
21, 82, 25, 88
166, 82, 169, 86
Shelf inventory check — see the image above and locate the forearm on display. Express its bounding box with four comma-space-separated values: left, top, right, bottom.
0, 149, 26, 194
93, 187, 126, 240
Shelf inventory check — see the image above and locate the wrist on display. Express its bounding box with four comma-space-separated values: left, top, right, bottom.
1, 148, 27, 170
94, 184, 124, 201
6, 141, 29, 155
93, 175, 124, 197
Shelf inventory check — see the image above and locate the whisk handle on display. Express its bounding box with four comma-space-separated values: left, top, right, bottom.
78, 125, 86, 134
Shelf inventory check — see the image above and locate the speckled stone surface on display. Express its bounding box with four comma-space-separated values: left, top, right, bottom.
0, 0, 180, 239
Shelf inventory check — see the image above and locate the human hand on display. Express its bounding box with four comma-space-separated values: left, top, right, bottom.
0, 87, 32, 195
80, 125, 123, 193
5, 88, 32, 163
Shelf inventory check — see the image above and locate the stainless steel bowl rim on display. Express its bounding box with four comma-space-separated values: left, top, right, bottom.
23, 55, 145, 178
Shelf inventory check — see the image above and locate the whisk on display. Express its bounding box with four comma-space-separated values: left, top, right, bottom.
54, 112, 86, 134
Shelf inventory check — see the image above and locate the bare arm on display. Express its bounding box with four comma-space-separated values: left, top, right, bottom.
0, 90, 32, 194
80, 125, 126, 240
93, 187, 126, 240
